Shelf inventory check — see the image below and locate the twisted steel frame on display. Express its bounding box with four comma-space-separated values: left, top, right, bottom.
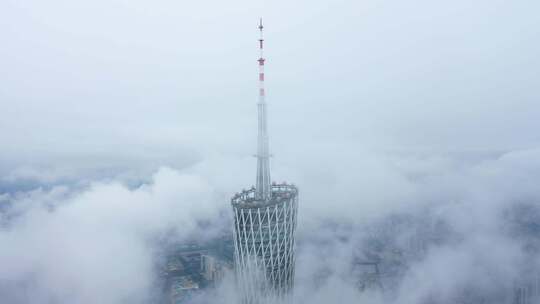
232, 184, 299, 304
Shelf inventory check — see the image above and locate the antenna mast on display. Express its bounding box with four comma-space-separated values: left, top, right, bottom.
255, 18, 272, 201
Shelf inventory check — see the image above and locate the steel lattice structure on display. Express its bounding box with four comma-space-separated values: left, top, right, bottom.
232, 184, 298, 304
231, 19, 299, 304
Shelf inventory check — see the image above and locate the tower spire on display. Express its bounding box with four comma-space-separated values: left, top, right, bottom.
231, 19, 299, 304
255, 18, 271, 201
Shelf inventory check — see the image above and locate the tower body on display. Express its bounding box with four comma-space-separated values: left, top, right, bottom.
232, 184, 298, 304
231, 19, 299, 304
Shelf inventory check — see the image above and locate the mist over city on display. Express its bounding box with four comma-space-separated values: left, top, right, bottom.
1, 1, 540, 303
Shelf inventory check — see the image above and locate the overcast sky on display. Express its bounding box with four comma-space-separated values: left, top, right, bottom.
1, 0, 540, 187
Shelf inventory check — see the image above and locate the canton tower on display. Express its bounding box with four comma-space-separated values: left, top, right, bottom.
231, 19, 299, 304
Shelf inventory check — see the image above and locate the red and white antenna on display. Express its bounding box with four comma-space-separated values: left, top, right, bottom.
255, 18, 271, 201
258, 18, 265, 98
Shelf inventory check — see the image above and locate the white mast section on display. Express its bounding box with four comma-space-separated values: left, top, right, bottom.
255, 18, 272, 201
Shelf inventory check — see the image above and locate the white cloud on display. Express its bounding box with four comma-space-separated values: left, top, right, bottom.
0, 167, 225, 304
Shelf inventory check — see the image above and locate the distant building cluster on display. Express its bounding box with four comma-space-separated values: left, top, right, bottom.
514, 273, 540, 304
344, 212, 540, 304
160, 237, 233, 304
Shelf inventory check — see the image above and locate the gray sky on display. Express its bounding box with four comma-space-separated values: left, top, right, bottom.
1, 0, 540, 185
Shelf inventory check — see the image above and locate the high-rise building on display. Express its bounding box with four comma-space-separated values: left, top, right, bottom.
231, 19, 299, 304
514, 272, 540, 304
